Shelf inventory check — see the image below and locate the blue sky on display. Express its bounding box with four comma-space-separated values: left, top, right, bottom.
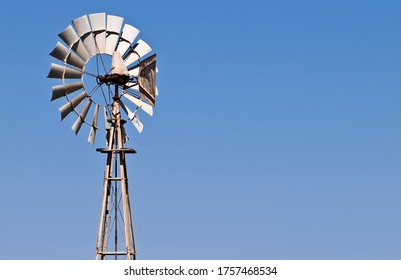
1, 0, 401, 259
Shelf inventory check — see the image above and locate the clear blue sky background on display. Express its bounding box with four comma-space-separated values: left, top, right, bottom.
1, 0, 401, 259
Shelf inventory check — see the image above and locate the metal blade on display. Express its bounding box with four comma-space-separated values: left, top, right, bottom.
123, 93, 153, 116
58, 25, 79, 47
72, 40, 91, 61
72, 99, 92, 134
51, 82, 83, 101
128, 65, 139, 77
80, 33, 97, 56
48, 63, 83, 79
59, 26, 90, 61
50, 42, 86, 69
107, 15, 124, 33
88, 104, 100, 144
124, 39, 152, 67
131, 115, 144, 133
103, 106, 110, 129
119, 100, 135, 119
93, 29, 106, 54
66, 52, 85, 69
72, 15, 91, 36
72, 15, 97, 56
59, 91, 87, 120
89, 13, 106, 53
116, 24, 140, 56
120, 101, 143, 133
105, 34, 120, 55
89, 13, 106, 32
105, 15, 124, 55
50, 42, 69, 62
48, 63, 65, 79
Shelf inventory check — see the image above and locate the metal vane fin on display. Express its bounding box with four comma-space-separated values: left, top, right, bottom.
58, 25, 79, 46
50, 42, 69, 62
51, 82, 84, 101
48, 63, 83, 79
116, 24, 140, 56
128, 65, 139, 77
119, 101, 143, 133
88, 104, 100, 144
123, 93, 153, 116
89, 13, 106, 54
103, 106, 110, 129
73, 15, 97, 56
124, 39, 152, 67
131, 114, 144, 133
50, 42, 85, 69
105, 15, 124, 55
58, 25, 90, 61
59, 91, 87, 120
72, 99, 92, 134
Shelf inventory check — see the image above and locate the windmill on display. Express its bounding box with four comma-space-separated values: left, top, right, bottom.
47, 13, 158, 260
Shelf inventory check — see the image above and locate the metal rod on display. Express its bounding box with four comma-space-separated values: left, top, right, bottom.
97, 252, 136, 255
114, 137, 118, 260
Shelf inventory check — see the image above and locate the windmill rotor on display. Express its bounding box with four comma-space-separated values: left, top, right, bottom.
48, 12, 158, 142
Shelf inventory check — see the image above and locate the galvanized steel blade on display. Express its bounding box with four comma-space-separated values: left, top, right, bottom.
103, 106, 110, 129
124, 39, 152, 67
72, 15, 91, 36
51, 82, 84, 101
59, 91, 87, 120
119, 100, 143, 133
72, 15, 97, 56
105, 15, 124, 55
89, 13, 106, 53
58, 25, 80, 47
123, 93, 153, 116
72, 40, 91, 61
49, 42, 69, 62
132, 114, 144, 133
58, 26, 90, 62
116, 24, 140, 56
48, 63, 83, 79
88, 104, 100, 144
66, 51, 85, 69
80, 33, 97, 56
128, 65, 139, 77
50, 41, 86, 69
72, 99, 92, 134
107, 14, 124, 33
119, 100, 135, 119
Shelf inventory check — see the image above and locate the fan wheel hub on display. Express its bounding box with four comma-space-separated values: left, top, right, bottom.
97, 74, 130, 87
